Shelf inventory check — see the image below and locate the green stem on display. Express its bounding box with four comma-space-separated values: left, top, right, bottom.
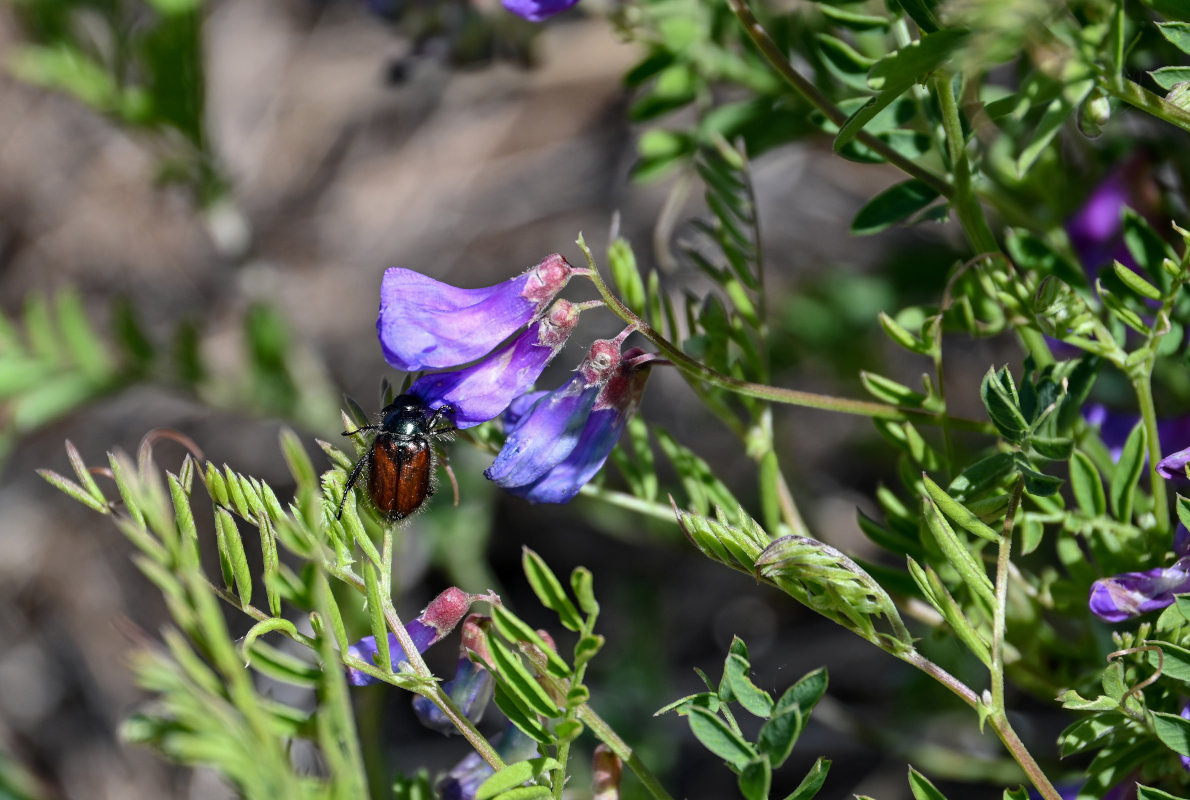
381, 601, 505, 771
1134, 370, 1170, 536
934, 75, 1054, 368
991, 477, 1024, 713
1109, 77, 1190, 136
577, 704, 677, 800
725, 0, 951, 198
577, 239, 991, 433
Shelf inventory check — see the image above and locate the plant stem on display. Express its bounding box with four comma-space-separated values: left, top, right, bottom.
1109, 76, 1190, 136
725, 0, 951, 197
577, 704, 677, 800
381, 601, 505, 770
576, 238, 991, 433
991, 477, 1024, 713
933, 75, 1054, 368
1134, 370, 1170, 536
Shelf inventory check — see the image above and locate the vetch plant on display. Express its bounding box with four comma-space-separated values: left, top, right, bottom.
23, 1, 1190, 799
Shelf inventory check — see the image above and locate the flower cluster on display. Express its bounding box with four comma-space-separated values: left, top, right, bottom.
376, 254, 655, 503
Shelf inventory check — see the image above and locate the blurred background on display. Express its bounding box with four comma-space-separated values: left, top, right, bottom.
0, 1, 1034, 798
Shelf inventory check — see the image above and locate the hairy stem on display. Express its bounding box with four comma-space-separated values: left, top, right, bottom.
725, 0, 951, 197
577, 237, 991, 432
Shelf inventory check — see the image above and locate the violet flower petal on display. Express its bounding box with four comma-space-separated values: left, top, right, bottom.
378, 254, 572, 371
1159, 447, 1190, 481
506, 407, 623, 503
484, 374, 599, 487
1089, 558, 1190, 622
502, 0, 580, 22
345, 587, 475, 686
409, 300, 580, 428
500, 348, 653, 503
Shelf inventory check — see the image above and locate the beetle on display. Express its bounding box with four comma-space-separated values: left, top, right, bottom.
336, 394, 456, 521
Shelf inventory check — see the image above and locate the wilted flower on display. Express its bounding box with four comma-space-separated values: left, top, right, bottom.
378, 254, 574, 372
409, 299, 581, 428
502, 0, 580, 22
1089, 556, 1190, 622
485, 336, 654, 503
412, 615, 495, 735
345, 587, 480, 686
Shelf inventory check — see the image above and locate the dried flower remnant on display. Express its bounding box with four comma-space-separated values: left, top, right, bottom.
377, 254, 574, 371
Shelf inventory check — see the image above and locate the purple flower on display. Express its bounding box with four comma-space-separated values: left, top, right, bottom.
409, 299, 581, 428
485, 338, 654, 503
1089, 556, 1190, 622
1160, 447, 1190, 481
378, 254, 574, 372
345, 587, 478, 686
412, 614, 495, 735
502, 0, 580, 22
1066, 167, 1136, 276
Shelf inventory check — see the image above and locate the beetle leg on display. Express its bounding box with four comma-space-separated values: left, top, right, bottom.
336, 453, 369, 520
426, 404, 458, 435
342, 423, 381, 437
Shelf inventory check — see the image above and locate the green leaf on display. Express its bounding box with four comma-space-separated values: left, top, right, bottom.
363, 562, 391, 677
1143, 641, 1190, 685
490, 604, 572, 678
571, 567, 599, 618
687, 706, 756, 770
758, 702, 803, 768
215, 507, 252, 607
38, 467, 108, 513
1150, 67, 1190, 91
241, 619, 298, 666
1057, 713, 1118, 756
1111, 421, 1147, 522
521, 548, 583, 633
1157, 22, 1190, 54
819, 6, 889, 30
724, 638, 774, 717
922, 474, 1000, 542
1137, 785, 1189, 800
1152, 710, 1190, 757
922, 499, 996, 609
1113, 261, 1163, 301
475, 758, 559, 800
1015, 457, 1063, 497
851, 180, 941, 235
947, 452, 1015, 499
486, 634, 561, 719
908, 767, 949, 800
738, 758, 772, 800
981, 368, 1029, 442
781, 757, 831, 800
491, 683, 553, 745
1070, 450, 1107, 517
834, 30, 968, 152
608, 238, 647, 316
